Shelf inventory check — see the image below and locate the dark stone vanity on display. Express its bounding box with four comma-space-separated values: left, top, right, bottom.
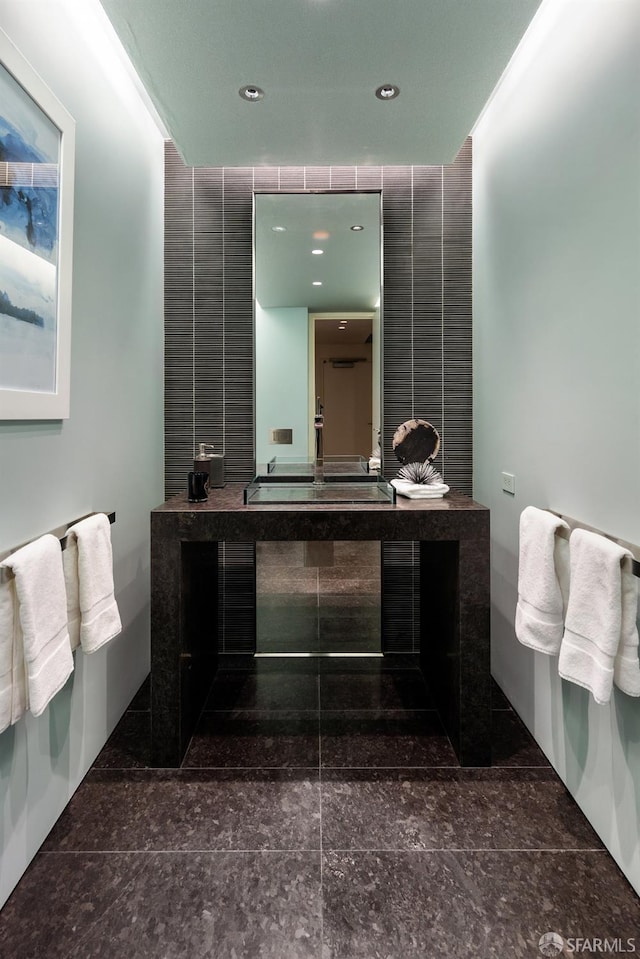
150, 486, 490, 767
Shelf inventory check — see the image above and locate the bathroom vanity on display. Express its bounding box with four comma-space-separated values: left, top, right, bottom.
150, 486, 490, 767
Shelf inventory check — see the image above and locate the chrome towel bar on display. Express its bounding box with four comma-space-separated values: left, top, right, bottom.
549, 510, 640, 578
0, 511, 116, 582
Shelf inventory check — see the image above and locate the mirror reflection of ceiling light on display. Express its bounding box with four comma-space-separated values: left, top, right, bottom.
375, 84, 400, 101
271, 225, 286, 233
313, 230, 330, 240
239, 85, 264, 101
312, 249, 324, 255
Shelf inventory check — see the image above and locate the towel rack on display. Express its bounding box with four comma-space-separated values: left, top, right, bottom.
0, 511, 116, 583
548, 510, 640, 578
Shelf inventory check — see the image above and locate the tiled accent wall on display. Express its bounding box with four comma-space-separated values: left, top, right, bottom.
164, 139, 472, 652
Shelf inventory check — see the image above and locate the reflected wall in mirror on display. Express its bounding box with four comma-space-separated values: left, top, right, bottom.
254, 192, 382, 466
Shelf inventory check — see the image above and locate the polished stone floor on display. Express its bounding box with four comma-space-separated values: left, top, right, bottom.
0, 657, 638, 959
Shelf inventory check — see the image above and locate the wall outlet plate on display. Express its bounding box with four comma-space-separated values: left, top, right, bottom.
501, 471, 516, 495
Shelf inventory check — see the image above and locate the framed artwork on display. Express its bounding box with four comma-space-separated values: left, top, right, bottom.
0, 27, 75, 420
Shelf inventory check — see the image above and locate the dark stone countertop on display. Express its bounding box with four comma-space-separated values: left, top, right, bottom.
151, 485, 489, 542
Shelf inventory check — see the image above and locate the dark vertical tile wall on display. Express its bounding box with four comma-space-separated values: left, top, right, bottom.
164, 140, 472, 653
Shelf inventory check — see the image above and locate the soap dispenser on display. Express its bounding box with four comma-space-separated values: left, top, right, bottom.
194, 443, 225, 488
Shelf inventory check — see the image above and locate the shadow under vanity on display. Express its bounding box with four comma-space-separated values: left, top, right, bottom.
150, 485, 490, 768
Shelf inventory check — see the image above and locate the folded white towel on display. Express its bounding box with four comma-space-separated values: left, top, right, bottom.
1, 535, 74, 718
64, 514, 122, 654
391, 479, 450, 499
558, 529, 640, 704
515, 506, 570, 655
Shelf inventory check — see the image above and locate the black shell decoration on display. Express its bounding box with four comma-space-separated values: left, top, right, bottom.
392, 419, 440, 465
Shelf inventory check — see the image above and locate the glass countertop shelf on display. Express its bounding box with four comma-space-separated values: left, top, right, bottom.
244, 457, 396, 505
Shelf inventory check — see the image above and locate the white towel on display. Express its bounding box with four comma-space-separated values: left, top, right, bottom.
515, 506, 570, 655
391, 479, 450, 499
64, 514, 122, 653
558, 529, 640, 704
0, 578, 20, 732
1, 535, 74, 718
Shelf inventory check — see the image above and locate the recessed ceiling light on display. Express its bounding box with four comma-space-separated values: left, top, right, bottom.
375, 84, 400, 101
239, 85, 264, 101
350, 225, 364, 232
313, 230, 330, 240
312, 281, 322, 286
271, 225, 286, 233
312, 249, 324, 255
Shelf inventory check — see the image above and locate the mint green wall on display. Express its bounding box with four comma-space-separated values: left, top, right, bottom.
255, 303, 309, 463
0, 1, 164, 906
473, 0, 640, 894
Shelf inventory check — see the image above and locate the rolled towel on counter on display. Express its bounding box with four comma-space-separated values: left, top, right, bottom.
1, 535, 73, 718
64, 513, 122, 654
558, 529, 640, 704
515, 506, 570, 655
391, 479, 450, 499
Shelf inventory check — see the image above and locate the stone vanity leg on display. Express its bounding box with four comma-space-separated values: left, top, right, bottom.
419, 536, 491, 766
151, 515, 219, 766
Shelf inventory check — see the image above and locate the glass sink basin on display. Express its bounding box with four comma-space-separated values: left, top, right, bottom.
244, 456, 396, 505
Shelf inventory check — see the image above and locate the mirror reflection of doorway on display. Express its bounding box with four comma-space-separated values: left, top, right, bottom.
255, 541, 381, 655
313, 313, 374, 458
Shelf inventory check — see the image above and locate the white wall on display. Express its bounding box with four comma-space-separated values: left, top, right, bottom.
0, 0, 164, 906
473, 0, 640, 893
255, 303, 309, 463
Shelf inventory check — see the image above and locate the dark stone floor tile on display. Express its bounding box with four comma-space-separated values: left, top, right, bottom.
42, 768, 320, 852
320, 710, 457, 767
184, 711, 320, 768
205, 670, 319, 711
491, 677, 511, 709
0, 852, 145, 959
128, 675, 151, 710
92, 712, 151, 768
322, 849, 639, 959
217, 654, 261, 670
492, 709, 550, 767
321, 768, 603, 851
320, 670, 433, 710
318, 654, 419, 673
68, 851, 322, 959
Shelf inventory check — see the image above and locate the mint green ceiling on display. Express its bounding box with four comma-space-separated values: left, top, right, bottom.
99, 0, 542, 166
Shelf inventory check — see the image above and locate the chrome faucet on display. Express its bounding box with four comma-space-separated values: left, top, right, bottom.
313, 396, 324, 485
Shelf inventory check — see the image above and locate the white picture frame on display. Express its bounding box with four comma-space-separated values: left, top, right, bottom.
0, 27, 75, 420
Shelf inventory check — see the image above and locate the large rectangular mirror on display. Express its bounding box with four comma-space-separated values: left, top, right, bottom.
253, 191, 382, 467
